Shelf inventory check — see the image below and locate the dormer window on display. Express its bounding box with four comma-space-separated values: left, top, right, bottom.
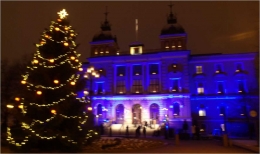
130, 46, 143, 55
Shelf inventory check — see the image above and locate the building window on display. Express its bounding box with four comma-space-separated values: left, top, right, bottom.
177, 41, 182, 48
215, 64, 223, 73
100, 48, 104, 54
217, 82, 225, 94
97, 83, 104, 94
150, 103, 159, 120
173, 103, 180, 116
165, 41, 169, 49
197, 83, 204, 94
235, 63, 243, 72
116, 80, 126, 94
196, 66, 203, 74
199, 104, 206, 116
132, 80, 142, 93
238, 80, 245, 93
240, 106, 247, 116
170, 79, 180, 92
97, 104, 103, 115
149, 64, 159, 75
105, 47, 109, 54
133, 65, 142, 75
117, 66, 126, 76
219, 106, 225, 116
116, 104, 124, 124
149, 79, 159, 93
171, 41, 176, 49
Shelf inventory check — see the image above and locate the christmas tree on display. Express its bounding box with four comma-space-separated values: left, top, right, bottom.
7, 9, 99, 152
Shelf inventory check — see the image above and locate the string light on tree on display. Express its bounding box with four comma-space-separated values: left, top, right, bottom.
53, 80, 59, 84
8, 9, 99, 150
36, 91, 42, 95
64, 42, 69, 46
51, 110, 56, 114
15, 97, 20, 101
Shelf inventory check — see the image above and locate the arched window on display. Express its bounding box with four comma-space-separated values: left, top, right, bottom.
116, 104, 124, 124
97, 104, 103, 115
150, 103, 159, 120
173, 103, 180, 116
199, 104, 206, 116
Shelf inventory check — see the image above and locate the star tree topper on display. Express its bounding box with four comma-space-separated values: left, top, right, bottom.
58, 9, 68, 19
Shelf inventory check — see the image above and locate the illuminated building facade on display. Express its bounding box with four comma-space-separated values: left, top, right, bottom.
81, 6, 259, 137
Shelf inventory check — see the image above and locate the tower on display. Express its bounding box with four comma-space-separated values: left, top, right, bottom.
160, 3, 187, 50
90, 7, 119, 57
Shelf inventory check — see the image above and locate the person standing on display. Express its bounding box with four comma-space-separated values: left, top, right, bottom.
143, 126, 146, 138
191, 125, 196, 140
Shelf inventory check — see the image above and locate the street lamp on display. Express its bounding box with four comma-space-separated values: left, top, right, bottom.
84, 66, 100, 125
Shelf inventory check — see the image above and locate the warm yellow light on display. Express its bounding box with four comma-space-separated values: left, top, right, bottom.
70, 56, 75, 60
18, 105, 23, 109
84, 74, 88, 78
33, 60, 39, 64
64, 42, 69, 46
75, 59, 79, 62
15, 97, 20, 101
57, 9, 68, 19
88, 107, 92, 111
70, 33, 74, 36
65, 27, 69, 30
216, 71, 219, 73
54, 80, 59, 84
84, 91, 89, 95
41, 41, 46, 45
21, 80, 26, 84
57, 19, 62, 22
79, 68, 83, 71
55, 27, 60, 31
51, 110, 56, 114
95, 74, 100, 78
7, 104, 14, 109
45, 35, 49, 38
70, 81, 75, 85
152, 72, 156, 74
36, 91, 42, 95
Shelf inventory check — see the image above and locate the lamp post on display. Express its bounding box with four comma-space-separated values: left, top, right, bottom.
84, 66, 99, 125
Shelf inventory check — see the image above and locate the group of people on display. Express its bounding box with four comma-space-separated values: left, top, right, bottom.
135, 126, 146, 138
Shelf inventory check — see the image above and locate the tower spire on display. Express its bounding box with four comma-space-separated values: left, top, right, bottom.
167, 2, 177, 24
104, 6, 109, 22
100, 6, 111, 31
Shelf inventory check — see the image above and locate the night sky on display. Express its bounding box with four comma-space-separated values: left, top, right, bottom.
2, 1, 259, 64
